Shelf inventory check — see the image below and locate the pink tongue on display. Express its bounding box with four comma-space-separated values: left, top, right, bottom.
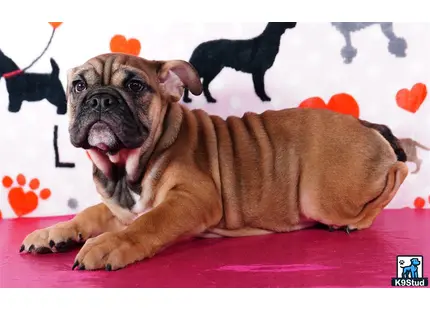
97, 143, 109, 151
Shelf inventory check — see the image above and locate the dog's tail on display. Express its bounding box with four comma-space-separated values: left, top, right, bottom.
50, 58, 60, 78
412, 139, 430, 151
359, 120, 407, 162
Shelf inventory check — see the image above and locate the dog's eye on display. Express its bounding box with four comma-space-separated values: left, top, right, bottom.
74, 81, 87, 93
127, 80, 145, 93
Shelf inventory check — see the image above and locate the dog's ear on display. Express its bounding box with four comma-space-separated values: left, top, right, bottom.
156, 60, 202, 102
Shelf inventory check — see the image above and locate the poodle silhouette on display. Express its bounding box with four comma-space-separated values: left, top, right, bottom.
401, 258, 421, 279
0, 49, 67, 115
331, 22, 407, 64
183, 22, 297, 104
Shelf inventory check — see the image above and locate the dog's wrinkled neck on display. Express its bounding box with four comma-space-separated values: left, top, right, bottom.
89, 100, 184, 210
153, 102, 184, 153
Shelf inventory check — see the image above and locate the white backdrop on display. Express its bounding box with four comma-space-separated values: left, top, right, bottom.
0, 22, 429, 219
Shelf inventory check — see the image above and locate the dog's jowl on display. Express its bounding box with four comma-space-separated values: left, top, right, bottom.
20, 53, 408, 271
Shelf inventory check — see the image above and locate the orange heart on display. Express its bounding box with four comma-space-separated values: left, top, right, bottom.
110, 35, 141, 56
396, 83, 427, 113
299, 93, 360, 118
8, 187, 39, 217
48, 22, 63, 30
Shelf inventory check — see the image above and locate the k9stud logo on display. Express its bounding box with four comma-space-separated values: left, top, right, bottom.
391, 255, 428, 287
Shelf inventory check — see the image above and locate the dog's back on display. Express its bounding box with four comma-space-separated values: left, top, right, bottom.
174, 107, 406, 234
189, 39, 255, 73
188, 23, 293, 74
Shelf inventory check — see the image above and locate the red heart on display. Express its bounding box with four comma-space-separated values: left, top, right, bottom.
110, 35, 141, 56
396, 83, 427, 113
414, 197, 426, 209
8, 187, 39, 217
48, 22, 63, 30
299, 93, 360, 118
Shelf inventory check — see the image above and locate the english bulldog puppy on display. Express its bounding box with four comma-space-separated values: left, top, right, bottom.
20, 53, 408, 271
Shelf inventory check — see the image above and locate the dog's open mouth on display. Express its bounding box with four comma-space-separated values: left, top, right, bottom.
87, 122, 124, 155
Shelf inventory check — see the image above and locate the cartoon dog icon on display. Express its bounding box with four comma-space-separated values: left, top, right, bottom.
401, 258, 421, 279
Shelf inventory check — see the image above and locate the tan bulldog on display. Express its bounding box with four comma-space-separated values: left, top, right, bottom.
20, 53, 409, 271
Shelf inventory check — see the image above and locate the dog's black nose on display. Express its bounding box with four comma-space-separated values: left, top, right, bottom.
87, 93, 119, 112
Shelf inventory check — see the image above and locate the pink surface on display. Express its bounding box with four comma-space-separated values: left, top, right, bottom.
0, 209, 429, 288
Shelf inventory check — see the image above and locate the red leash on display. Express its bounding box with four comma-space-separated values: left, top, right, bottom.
1, 26, 58, 79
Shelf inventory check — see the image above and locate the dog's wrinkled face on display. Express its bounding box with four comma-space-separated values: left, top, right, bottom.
66, 53, 202, 170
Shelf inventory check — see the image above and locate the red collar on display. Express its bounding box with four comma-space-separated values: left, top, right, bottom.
2, 69, 23, 78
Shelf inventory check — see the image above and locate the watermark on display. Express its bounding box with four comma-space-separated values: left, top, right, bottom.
391, 255, 428, 287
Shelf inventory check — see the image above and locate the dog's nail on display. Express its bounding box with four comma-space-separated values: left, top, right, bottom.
328, 226, 334, 232
28, 244, 35, 252
19, 245, 25, 253
105, 264, 112, 271
79, 264, 86, 270
49, 240, 55, 248
72, 261, 79, 270
345, 226, 350, 234
78, 233, 83, 242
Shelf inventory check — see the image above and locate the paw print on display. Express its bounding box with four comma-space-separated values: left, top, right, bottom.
2, 174, 51, 217
404, 196, 430, 209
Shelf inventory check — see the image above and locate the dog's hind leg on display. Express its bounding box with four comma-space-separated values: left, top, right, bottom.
252, 70, 271, 102
8, 96, 23, 113
349, 161, 408, 230
411, 159, 422, 174
379, 23, 407, 57
48, 96, 67, 115
339, 30, 357, 64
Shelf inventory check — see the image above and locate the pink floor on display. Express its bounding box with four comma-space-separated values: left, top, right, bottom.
0, 209, 429, 288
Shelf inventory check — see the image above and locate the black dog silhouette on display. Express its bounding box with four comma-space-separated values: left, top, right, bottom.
0, 49, 67, 114
183, 22, 297, 103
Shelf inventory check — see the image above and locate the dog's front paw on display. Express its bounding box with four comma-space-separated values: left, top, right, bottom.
20, 221, 87, 254
388, 37, 407, 57
73, 232, 144, 271
328, 225, 358, 234
260, 95, 271, 102
341, 45, 357, 64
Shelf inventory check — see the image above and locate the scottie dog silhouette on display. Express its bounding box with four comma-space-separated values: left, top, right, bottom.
183, 22, 297, 104
331, 22, 407, 64
0, 49, 67, 115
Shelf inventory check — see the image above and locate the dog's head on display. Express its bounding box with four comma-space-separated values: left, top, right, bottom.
66, 53, 202, 175
410, 258, 421, 266
266, 22, 297, 34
